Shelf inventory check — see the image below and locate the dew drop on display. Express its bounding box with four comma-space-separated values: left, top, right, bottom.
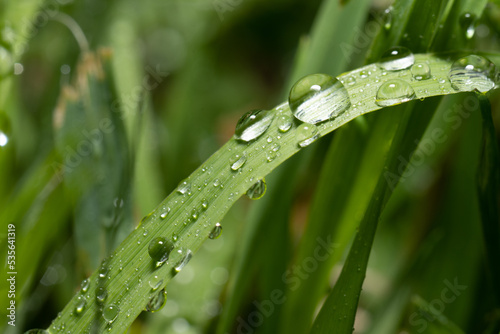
230, 154, 247, 170
246, 179, 266, 200
379, 47, 415, 71
459, 13, 476, 39
177, 180, 191, 195
234, 109, 274, 142
411, 63, 431, 80
96, 287, 108, 305
74, 295, 86, 314
160, 207, 170, 219
266, 151, 276, 162
382, 6, 393, 30
149, 275, 163, 291
209, 223, 222, 239
148, 237, 174, 267
102, 304, 119, 323
296, 123, 319, 147
201, 200, 209, 210
80, 278, 90, 293
213, 179, 220, 187
375, 79, 416, 107
448, 55, 498, 93
289, 73, 351, 124
277, 114, 293, 132
172, 233, 178, 242
174, 249, 193, 273
146, 288, 167, 312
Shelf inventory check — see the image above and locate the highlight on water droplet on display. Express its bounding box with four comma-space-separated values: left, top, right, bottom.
411, 63, 431, 80
209, 223, 222, 239
102, 304, 120, 323
459, 13, 476, 39
296, 123, 319, 148
234, 109, 275, 142
230, 153, 247, 171
277, 114, 293, 132
246, 179, 266, 200
74, 295, 86, 314
148, 237, 174, 267
174, 249, 193, 273
448, 55, 498, 93
146, 288, 167, 312
378, 46, 415, 71
289, 73, 351, 124
375, 79, 416, 107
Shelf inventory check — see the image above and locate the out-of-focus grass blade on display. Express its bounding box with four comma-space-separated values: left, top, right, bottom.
476, 95, 500, 305
409, 296, 466, 334
53, 50, 132, 270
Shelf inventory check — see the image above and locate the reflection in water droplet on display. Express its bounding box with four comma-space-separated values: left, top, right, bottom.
411, 63, 431, 80
74, 295, 86, 314
102, 304, 119, 323
379, 47, 415, 71
148, 237, 174, 267
289, 74, 351, 124
146, 289, 167, 312
235, 109, 275, 142
230, 154, 247, 170
277, 114, 293, 132
246, 179, 266, 200
449, 55, 497, 93
209, 223, 222, 239
296, 123, 319, 147
174, 249, 193, 273
459, 13, 476, 39
375, 79, 416, 107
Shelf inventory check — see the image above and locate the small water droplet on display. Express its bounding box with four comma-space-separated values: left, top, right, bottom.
80, 278, 90, 293
296, 123, 319, 147
375, 79, 416, 107
246, 179, 266, 200
360, 70, 369, 78
160, 207, 170, 219
74, 295, 86, 314
230, 154, 247, 171
277, 114, 293, 132
209, 223, 222, 239
177, 180, 191, 195
98, 259, 110, 279
411, 63, 431, 80
148, 237, 174, 267
459, 13, 476, 39
191, 209, 199, 221
266, 150, 277, 162
146, 288, 167, 312
201, 200, 209, 210
172, 233, 178, 242
213, 179, 220, 187
96, 287, 108, 304
379, 47, 415, 71
289, 73, 351, 124
382, 6, 393, 30
234, 109, 275, 142
149, 275, 163, 291
102, 304, 119, 323
174, 249, 193, 273
449, 55, 497, 93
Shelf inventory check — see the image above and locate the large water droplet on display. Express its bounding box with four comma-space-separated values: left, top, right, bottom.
102, 304, 119, 323
459, 13, 476, 39
449, 55, 498, 93
148, 237, 174, 267
74, 295, 86, 314
375, 79, 416, 107
146, 288, 167, 312
0, 46, 13, 78
289, 74, 351, 124
277, 114, 293, 132
174, 249, 193, 273
296, 123, 319, 147
235, 109, 274, 142
411, 63, 431, 80
230, 154, 247, 170
209, 223, 222, 239
177, 180, 191, 195
379, 47, 415, 71
246, 179, 266, 200
96, 287, 108, 304
81, 278, 90, 293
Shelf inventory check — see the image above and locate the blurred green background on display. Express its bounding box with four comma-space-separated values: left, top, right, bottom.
1, 0, 500, 333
